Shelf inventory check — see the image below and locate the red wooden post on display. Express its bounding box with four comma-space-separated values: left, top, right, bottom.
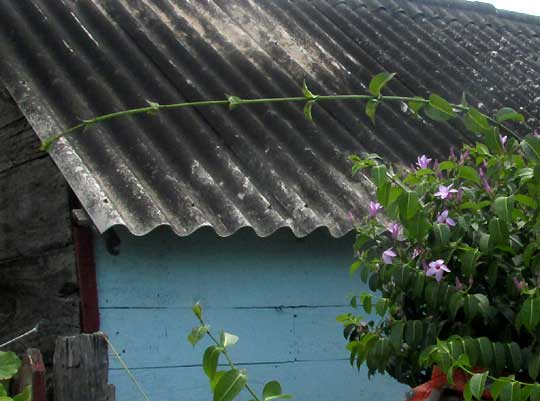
12, 349, 46, 401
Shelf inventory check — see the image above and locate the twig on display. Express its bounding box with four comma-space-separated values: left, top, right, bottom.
0, 324, 39, 348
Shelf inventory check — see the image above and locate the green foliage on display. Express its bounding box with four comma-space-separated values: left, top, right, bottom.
347, 89, 539, 395
0, 352, 31, 401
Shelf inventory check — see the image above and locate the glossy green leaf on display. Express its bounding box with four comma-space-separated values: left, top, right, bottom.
376, 297, 389, 316
405, 320, 423, 348
303, 100, 316, 122
366, 99, 380, 125
506, 343, 523, 374
302, 79, 317, 100
461, 248, 481, 276
433, 223, 451, 246
399, 190, 420, 219
408, 97, 426, 114
489, 218, 509, 244
464, 379, 473, 401
263, 381, 292, 401
494, 196, 515, 222
529, 353, 540, 381
12, 386, 31, 401
493, 342, 506, 374
362, 293, 372, 314
491, 379, 507, 401
192, 303, 203, 320
459, 166, 481, 184
521, 136, 540, 163
403, 213, 431, 241
424, 94, 457, 122
530, 384, 540, 401
515, 194, 537, 209
210, 371, 227, 391
213, 369, 247, 401
517, 297, 540, 332
470, 372, 488, 400
369, 72, 396, 97
496, 108, 525, 123
449, 291, 465, 319
500, 381, 521, 401
371, 165, 388, 187
0, 351, 21, 380
477, 337, 493, 368
389, 322, 405, 352
203, 346, 221, 379
464, 108, 490, 134
220, 332, 239, 348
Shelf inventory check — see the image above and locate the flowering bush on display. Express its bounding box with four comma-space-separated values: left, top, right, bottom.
343, 120, 540, 398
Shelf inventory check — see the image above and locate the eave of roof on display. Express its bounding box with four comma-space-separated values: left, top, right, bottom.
0, 0, 538, 237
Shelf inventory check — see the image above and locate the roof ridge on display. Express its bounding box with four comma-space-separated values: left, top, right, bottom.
404, 0, 540, 26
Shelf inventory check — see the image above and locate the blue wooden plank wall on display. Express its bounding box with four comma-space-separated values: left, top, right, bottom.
94, 227, 408, 401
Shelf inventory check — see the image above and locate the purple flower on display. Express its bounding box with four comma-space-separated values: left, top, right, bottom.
382, 248, 397, 265
412, 247, 424, 259
482, 176, 492, 193
449, 147, 456, 161
434, 184, 458, 200
416, 155, 432, 170
426, 259, 451, 282
500, 135, 508, 148
456, 188, 464, 203
459, 149, 470, 165
387, 222, 402, 241
513, 276, 524, 291
368, 201, 383, 218
436, 209, 456, 226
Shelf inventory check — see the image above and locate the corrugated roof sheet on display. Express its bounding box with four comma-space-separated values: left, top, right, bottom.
0, 0, 539, 237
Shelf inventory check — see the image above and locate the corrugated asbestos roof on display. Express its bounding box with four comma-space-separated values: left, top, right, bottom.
0, 0, 539, 237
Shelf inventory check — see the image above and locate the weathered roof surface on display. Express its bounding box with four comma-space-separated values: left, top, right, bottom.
0, 0, 539, 237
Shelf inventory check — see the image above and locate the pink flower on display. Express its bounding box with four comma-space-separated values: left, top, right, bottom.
456, 188, 464, 203
382, 248, 397, 265
412, 247, 424, 259
434, 184, 458, 200
368, 201, 383, 218
513, 276, 524, 291
482, 176, 492, 193
436, 209, 456, 226
459, 149, 470, 165
426, 259, 451, 282
416, 155, 432, 170
449, 147, 456, 161
387, 222, 402, 241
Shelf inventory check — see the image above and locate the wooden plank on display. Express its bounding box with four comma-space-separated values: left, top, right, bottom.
0, 118, 45, 174
0, 156, 72, 260
54, 333, 115, 401
0, 88, 23, 129
74, 224, 100, 333
95, 228, 357, 308
107, 360, 408, 401
0, 246, 80, 364
12, 349, 46, 401
101, 306, 352, 369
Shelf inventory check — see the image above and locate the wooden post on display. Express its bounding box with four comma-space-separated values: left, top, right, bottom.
53, 333, 115, 401
12, 349, 46, 401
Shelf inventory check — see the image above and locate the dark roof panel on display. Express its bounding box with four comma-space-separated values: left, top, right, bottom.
0, 0, 538, 237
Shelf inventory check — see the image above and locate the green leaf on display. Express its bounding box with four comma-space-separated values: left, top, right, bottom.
463, 108, 490, 134
515, 194, 537, 209
405, 320, 423, 348
371, 165, 388, 188
500, 381, 521, 401
213, 369, 248, 401
491, 379, 506, 401
424, 94, 457, 122
0, 384, 6, 397
461, 248, 481, 276
496, 107, 525, 123
192, 303, 203, 320
0, 351, 21, 380
477, 337, 493, 368
389, 322, 405, 352
521, 136, 540, 163
408, 97, 426, 114
403, 213, 431, 241
368, 72, 396, 97
459, 166, 481, 184
464, 379, 473, 401
302, 79, 317, 100
529, 353, 540, 381
479, 233, 492, 253
377, 183, 402, 208
530, 384, 540, 401
220, 332, 239, 348
493, 342, 507, 374
303, 100, 316, 122
228, 96, 242, 111
494, 196, 515, 222
203, 346, 221, 379
399, 190, 420, 219
517, 297, 540, 332
470, 372, 488, 400
13, 387, 32, 401
375, 298, 389, 316
449, 291, 465, 319
361, 293, 372, 314
432, 223, 451, 246
365, 99, 380, 125
263, 381, 281, 400
489, 218, 509, 245
210, 371, 227, 391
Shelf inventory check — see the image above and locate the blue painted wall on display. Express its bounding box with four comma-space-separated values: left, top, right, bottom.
95, 227, 407, 401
